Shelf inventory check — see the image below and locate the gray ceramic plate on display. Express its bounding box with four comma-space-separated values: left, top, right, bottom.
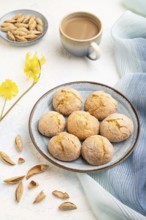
0, 9, 48, 46
29, 81, 140, 172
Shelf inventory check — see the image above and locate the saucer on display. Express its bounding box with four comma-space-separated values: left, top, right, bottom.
0, 9, 48, 46
29, 81, 140, 172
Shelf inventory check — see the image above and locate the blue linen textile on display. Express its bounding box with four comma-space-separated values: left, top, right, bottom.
78, 9, 146, 220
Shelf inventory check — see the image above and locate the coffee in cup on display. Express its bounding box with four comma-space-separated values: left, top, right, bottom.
59, 12, 102, 60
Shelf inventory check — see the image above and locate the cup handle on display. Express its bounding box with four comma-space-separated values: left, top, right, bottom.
87, 42, 101, 60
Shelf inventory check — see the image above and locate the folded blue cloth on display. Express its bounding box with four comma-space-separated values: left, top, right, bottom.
122, 0, 146, 17
111, 11, 146, 77
78, 9, 146, 220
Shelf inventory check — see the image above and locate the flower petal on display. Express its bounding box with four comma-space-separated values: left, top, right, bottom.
39, 56, 46, 65
0, 79, 18, 100
24, 52, 46, 82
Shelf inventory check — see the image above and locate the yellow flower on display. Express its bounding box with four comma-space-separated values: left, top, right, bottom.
0, 79, 18, 100
24, 53, 46, 82
0, 53, 46, 121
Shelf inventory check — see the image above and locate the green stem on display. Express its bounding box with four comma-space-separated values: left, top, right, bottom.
0, 58, 42, 122
0, 81, 37, 121
0, 98, 7, 120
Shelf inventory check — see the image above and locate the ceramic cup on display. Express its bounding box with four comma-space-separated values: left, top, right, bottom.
59, 11, 102, 60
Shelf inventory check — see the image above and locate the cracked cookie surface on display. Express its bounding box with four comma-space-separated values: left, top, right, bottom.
81, 135, 114, 165
100, 113, 134, 142
85, 91, 118, 120
53, 88, 82, 116
48, 132, 81, 161
38, 111, 66, 137
67, 111, 99, 140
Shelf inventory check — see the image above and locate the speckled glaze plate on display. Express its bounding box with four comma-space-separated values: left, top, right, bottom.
29, 81, 140, 172
0, 9, 48, 46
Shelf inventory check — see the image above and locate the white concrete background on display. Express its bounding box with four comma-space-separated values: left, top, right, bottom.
0, 1, 125, 219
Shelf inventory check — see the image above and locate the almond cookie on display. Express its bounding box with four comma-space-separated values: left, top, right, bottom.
100, 113, 134, 142
48, 132, 81, 161
53, 88, 82, 116
85, 91, 118, 120
38, 111, 66, 137
67, 111, 99, 140
81, 135, 114, 165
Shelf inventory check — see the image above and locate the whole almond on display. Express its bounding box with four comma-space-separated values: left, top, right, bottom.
29, 21, 36, 31
13, 30, 27, 36
12, 13, 23, 20
17, 15, 25, 23
0, 23, 16, 27
15, 35, 27, 42
4, 19, 16, 23
36, 24, 43, 33
7, 31, 15, 41
35, 18, 43, 26
1, 26, 16, 32
25, 34, 37, 40
29, 30, 41, 35
17, 27, 28, 33
15, 23, 28, 28
22, 16, 31, 24
29, 16, 35, 25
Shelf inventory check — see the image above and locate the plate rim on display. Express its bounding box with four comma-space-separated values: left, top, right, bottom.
28, 81, 140, 173
0, 9, 48, 46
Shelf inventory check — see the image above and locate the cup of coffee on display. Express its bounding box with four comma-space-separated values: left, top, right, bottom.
59, 11, 102, 60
